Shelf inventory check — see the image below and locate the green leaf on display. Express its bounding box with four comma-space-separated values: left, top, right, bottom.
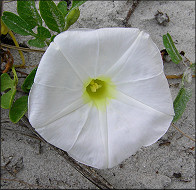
37, 26, 51, 40
50, 35, 57, 42
21, 68, 37, 93
17, 0, 42, 29
1, 73, 16, 109
163, 33, 182, 64
57, 1, 68, 17
1, 73, 14, 92
39, 0, 65, 33
2, 11, 35, 36
71, 0, 86, 10
173, 87, 192, 123
28, 38, 46, 48
1, 88, 16, 109
9, 95, 28, 123
65, 8, 80, 30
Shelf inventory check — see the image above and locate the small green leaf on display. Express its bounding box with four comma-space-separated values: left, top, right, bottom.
173, 87, 192, 123
39, 0, 65, 33
65, 8, 80, 30
1, 88, 16, 109
1, 73, 14, 92
28, 38, 46, 48
17, 0, 42, 29
57, 1, 68, 17
71, 0, 86, 10
163, 33, 182, 64
1, 73, 16, 109
37, 26, 51, 40
50, 35, 57, 42
2, 11, 35, 36
21, 68, 37, 93
9, 95, 28, 123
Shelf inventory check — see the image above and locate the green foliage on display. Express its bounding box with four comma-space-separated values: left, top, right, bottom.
9, 95, 28, 123
163, 33, 182, 64
39, 0, 65, 33
2, 0, 86, 48
65, 8, 80, 30
1, 73, 16, 109
21, 68, 37, 93
17, 0, 42, 29
71, 0, 86, 10
162, 33, 193, 123
50, 35, 57, 42
173, 87, 192, 123
37, 26, 51, 40
1, 73, 14, 91
57, 1, 68, 17
28, 38, 46, 48
2, 12, 35, 36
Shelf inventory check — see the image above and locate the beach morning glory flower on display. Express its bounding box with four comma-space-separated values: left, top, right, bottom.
28, 28, 174, 169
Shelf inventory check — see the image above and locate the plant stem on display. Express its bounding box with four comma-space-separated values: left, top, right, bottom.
8, 30, 25, 67
11, 66, 18, 85
1, 43, 45, 53
171, 123, 195, 142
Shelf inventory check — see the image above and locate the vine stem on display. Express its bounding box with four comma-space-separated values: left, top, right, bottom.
1, 43, 45, 53
8, 30, 25, 67
171, 123, 195, 142
11, 66, 18, 85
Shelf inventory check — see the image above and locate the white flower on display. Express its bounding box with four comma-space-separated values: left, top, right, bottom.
28, 28, 174, 169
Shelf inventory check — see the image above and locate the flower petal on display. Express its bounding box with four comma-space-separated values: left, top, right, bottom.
68, 106, 108, 169
35, 103, 92, 151
95, 28, 140, 76
34, 42, 83, 90
107, 92, 173, 168
107, 31, 163, 82
28, 83, 83, 127
116, 72, 174, 116
54, 29, 99, 80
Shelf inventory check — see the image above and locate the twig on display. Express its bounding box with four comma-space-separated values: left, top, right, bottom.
166, 74, 195, 79
20, 116, 115, 189
1, 43, 45, 53
124, 0, 140, 27
15, 69, 28, 76
171, 123, 195, 142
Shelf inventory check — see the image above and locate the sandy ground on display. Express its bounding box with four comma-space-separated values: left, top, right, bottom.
1, 1, 195, 189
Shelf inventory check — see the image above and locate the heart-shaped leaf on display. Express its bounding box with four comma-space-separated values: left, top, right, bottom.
9, 95, 28, 123
1, 73, 16, 109
1, 88, 16, 109
1, 73, 14, 92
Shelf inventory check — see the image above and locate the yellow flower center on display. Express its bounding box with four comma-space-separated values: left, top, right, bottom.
82, 76, 116, 111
